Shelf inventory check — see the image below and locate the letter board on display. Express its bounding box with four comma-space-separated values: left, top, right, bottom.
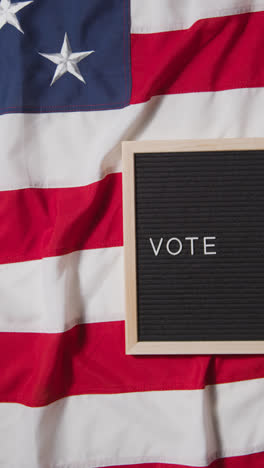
122, 139, 264, 354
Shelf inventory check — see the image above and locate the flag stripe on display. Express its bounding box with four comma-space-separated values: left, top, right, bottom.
0, 106, 136, 191
1, 88, 264, 191
0, 248, 124, 333
2, 321, 264, 406
0, 173, 122, 264
1, 379, 264, 467
100, 453, 264, 468
131, 0, 264, 33
131, 12, 264, 104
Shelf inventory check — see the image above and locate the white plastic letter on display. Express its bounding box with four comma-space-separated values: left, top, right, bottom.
204, 237, 217, 255
185, 237, 199, 255
166, 238, 183, 256
149, 237, 163, 256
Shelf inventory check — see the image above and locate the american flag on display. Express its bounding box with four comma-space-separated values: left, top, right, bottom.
1, 0, 264, 466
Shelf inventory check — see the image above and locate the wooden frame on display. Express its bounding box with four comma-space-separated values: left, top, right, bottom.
122, 138, 264, 355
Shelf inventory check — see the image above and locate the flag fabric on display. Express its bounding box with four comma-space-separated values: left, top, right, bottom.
1, 0, 264, 466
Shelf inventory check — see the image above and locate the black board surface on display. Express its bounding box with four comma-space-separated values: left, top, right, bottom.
134, 150, 264, 342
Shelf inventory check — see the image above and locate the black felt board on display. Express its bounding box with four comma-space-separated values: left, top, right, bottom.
134, 150, 264, 342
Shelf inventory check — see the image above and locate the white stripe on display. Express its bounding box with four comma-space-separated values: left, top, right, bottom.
0, 247, 124, 333
131, 0, 264, 33
0, 108, 138, 191
1, 88, 264, 191
1, 378, 264, 467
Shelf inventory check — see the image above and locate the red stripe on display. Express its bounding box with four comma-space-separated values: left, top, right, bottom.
102, 453, 264, 468
130, 11, 264, 104
2, 321, 264, 407
0, 173, 122, 264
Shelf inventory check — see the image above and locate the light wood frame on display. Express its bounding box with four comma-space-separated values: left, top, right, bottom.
122, 138, 264, 355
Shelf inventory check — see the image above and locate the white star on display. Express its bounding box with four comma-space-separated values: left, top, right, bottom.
0, 0, 33, 33
39, 33, 95, 87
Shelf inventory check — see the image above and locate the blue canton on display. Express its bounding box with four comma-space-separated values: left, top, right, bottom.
0, 0, 131, 113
